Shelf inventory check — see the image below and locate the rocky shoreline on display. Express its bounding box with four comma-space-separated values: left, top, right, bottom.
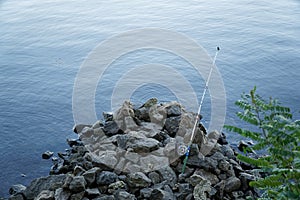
7, 99, 259, 200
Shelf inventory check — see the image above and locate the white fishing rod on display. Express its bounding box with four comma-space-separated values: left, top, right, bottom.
181, 46, 220, 174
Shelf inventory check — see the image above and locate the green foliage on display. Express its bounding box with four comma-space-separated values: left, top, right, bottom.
224, 86, 300, 199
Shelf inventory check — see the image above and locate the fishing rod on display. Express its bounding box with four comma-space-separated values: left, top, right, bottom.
181, 46, 220, 175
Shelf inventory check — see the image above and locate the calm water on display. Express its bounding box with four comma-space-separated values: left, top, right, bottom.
1, 0, 300, 196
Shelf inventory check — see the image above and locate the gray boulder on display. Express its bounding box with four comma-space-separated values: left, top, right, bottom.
224, 177, 241, 192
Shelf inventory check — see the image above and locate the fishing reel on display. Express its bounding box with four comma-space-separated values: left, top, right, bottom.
177, 144, 188, 156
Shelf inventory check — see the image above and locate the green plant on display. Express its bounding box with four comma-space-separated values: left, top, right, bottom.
224, 86, 300, 199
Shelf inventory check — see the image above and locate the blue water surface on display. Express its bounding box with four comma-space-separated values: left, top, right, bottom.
1, 0, 300, 197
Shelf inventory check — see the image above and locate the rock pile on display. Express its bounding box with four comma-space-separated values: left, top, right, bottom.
8, 99, 259, 200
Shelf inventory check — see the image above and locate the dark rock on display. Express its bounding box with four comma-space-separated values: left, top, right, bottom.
153, 131, 170, 143
238, 140, 249, 152
166, 104, 181, 117
103, 112, 114, 122
103, 121, 123, 137
23, 174, 66, 200
239, 172, 255, 191
86, 188, 100, 198
9, 184, 26, 195
224, 177, 241, 193
135, 107, 150, 122
73, 124, 92, 134
220, 145, 235, 159
126, 172, 151, 188
35, 190, 54, 200
164, 116, 181, 137
97, 171, 118, 185
42, 151, 54, 159
67, 138, 83, 147
69, 176, 86, 192
116, 135, 130, 149
217, 132, 228, 145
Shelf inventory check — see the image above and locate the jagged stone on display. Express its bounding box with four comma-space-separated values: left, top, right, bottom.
103, 121, 123, 137
69, 176, 86, 192
165, 103, 182, 117
42, 151, 54, 160
126, 172, 151, 188
164, 116, 181, 137
97, 171, 118, 185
